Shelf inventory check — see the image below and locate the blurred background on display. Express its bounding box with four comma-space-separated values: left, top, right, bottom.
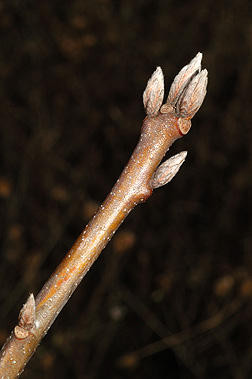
0, 0, 252, 378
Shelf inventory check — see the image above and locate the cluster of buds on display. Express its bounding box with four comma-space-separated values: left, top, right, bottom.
143, 53, 208, 189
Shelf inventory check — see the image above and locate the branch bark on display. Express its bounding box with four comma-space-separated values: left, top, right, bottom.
0, 53, 208, 378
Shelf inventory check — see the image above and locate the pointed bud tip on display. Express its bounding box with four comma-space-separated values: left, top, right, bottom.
177, 150, 188, 160
194, 52, 203, 64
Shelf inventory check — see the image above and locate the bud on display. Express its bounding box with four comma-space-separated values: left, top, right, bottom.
143, 66, 164, 117
164, 52, 208, 119
167, 52, 202, 107
176, 69, 208, 119
151, 151, 188, 189
14, 293, 36, 340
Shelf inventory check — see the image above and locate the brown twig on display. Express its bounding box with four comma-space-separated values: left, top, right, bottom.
0, 53, 207, 378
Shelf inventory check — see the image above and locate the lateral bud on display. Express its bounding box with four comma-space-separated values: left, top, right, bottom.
143, 66, 164, 117
14, 293, 36, 340
151, 151, 188, 189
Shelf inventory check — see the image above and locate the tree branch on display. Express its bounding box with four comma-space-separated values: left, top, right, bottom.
0, 53, 208, 378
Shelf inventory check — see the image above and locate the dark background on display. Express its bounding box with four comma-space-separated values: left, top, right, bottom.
1, 0, 252, 378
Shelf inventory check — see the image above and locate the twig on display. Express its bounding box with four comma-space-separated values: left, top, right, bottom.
0, 53, 208, 378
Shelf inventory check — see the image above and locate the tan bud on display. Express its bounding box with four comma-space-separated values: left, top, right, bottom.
166, 53, 208, 119
151, 151, 187, 189
143, 66, 164, 116
14, 293, 36, 340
